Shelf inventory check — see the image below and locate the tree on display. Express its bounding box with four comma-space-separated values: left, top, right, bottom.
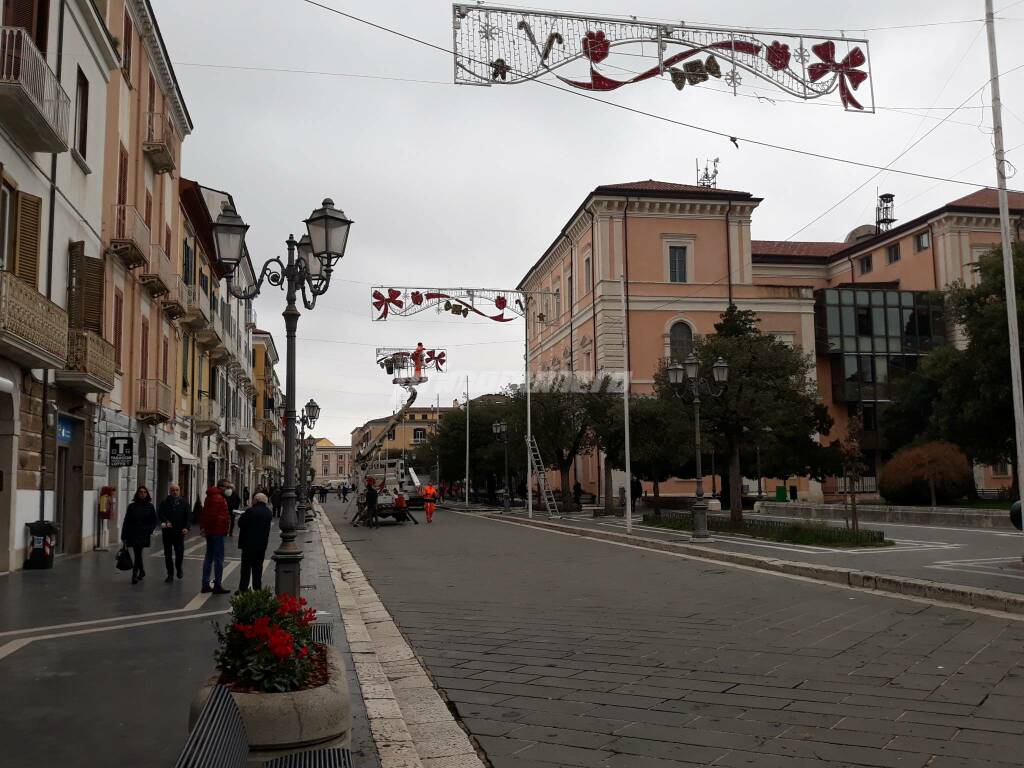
879, 442, 973, 506
882, 244, 1024, 497
839, 408, 868, 533
508, 375, 616, 508
598, 396, 693, 514
654, 306, 833, 523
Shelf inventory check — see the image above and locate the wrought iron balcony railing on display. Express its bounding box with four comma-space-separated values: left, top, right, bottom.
142, 111, 178, 174
109, 205, 150, 270
162, 275, 187, 319
137, 378, 173, 423
0, 270, 68, 369
0, 27, 70, 153
56, 329, 115, 393
140, 243, 171, 297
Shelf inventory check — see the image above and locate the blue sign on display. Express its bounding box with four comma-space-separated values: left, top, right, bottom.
57, 417, 75, 445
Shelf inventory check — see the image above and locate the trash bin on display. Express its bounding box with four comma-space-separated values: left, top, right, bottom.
25, 520, 59, 569
774, 485, 788, 502
1011, 501, 1022, 532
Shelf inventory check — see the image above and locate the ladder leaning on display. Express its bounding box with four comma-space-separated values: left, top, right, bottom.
527, 436, 560, 518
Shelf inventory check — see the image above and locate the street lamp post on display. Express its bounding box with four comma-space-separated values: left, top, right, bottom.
492, 421, 510, 514
297, 398, 320, 525
667, 354, 729, 539
213, 198, 352, 597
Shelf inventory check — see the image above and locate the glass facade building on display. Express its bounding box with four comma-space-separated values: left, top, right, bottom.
815, 287, 946, 453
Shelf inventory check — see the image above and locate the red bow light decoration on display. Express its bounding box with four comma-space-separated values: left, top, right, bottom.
808, 41, 867, 110
425, 349, 446, 370
372, 288, 404, 319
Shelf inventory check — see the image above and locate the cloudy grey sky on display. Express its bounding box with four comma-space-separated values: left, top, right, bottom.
154, 0, 1023, 446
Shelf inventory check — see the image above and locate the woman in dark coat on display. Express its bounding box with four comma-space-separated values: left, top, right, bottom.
121, 486, 158, 584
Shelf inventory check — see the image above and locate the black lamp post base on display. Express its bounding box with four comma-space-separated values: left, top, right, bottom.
273, 548, 303, 596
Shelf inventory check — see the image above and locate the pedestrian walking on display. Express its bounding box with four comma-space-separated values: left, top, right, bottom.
572, 480, 583, 513
199, 485, 231, 594
237, 492, 272, 592
423, 482, 438, 524
158, 483, 190, 582
121, 486, 158, 585
341, 483, 349, 502
242, 486, 251, 506
631, 477, 643, 509
270, 486, 283, 518
222, 480, 240, 537
362, 477, 379, 528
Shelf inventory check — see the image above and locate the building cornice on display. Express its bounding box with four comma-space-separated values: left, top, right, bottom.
130, 0, 193, 136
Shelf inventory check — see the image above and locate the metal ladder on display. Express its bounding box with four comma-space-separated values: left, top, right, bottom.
528, 436, 560, 518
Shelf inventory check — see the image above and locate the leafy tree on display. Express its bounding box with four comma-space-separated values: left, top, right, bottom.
598, 396, 693, 514
654, 306, 833, 523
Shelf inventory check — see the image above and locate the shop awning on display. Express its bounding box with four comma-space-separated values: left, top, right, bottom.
163, 443, 200, 466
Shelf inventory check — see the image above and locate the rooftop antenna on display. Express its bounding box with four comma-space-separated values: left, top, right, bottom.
697, 157, 719, 188
875, 192, 896, 233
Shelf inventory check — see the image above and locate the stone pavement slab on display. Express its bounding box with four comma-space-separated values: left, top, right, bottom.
325, 500, 1024, 768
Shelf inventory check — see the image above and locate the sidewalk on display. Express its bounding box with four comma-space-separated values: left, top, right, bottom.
0, 512, 380, 768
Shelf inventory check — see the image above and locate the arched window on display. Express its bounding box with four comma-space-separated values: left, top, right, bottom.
669, 322, 693, 361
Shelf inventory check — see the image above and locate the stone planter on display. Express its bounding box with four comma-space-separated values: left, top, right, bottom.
190, 645, 351, 766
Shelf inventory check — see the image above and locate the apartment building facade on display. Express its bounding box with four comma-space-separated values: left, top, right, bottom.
312, 438, 352, 486
253, 329, 284, 490
0, 0, 119, 568
351, 405, 455, 459
520, 181, 1020, 502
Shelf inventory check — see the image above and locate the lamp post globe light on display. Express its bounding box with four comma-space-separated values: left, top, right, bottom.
492, 421, 510, 514
213, 199, 352, 597
667, 354, 728, 539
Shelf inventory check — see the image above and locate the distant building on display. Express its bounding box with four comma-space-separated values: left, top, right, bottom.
312, 438, 352, 485
350, 405, 457, 457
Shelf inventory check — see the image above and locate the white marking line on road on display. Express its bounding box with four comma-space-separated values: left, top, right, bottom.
466, 513, 1024, 622
0, 608, 229, 662
0, 560, 239, 638
925, 557, 1024, 581
748, 513, 1019, 537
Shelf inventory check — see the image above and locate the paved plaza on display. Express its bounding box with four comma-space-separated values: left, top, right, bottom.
327, 500, 1024, 768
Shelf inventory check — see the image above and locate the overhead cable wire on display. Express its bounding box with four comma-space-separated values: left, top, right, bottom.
296, 0, 1021, 189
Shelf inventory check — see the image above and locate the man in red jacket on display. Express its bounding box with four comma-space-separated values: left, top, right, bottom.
199, 484, 230, 594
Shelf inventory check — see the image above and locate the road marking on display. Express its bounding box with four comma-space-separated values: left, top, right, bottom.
0, 560, 238, 638
465, 513, 1024, 622
0, 609, 229, 662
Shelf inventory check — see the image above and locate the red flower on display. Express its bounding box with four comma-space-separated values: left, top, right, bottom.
267, 627, 294, 659
298, 646, 309, 659
582, 30, 610, 63
766, 41, 790, 71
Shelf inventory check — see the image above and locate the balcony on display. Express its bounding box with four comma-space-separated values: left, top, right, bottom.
137, 379, 173, 424
0, 27, 70, 153
139, 244, 171, 297
236, 426, 260, 452
108, 205, 150, 270
181, 285, 210, 328
142, 112, 178, 174
225, 416, 241, 439
161, 276, 187, 320
0, 270, 68, 369
245, 303, 257, 331
194, 398, 221, 436
56, 329, 115, 393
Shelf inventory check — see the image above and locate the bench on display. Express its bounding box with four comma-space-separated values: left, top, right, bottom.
175, 682, 353, 768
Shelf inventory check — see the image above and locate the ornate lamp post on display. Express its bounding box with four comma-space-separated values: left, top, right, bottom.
667, 353, 728, 539
492, 421, 510, 514
297, 398, 320, 522
213, 199, 352, 596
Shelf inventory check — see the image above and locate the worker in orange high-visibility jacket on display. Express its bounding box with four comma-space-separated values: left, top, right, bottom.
423, 483, 438, 523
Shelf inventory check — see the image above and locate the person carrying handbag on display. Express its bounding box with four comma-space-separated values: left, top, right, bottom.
120, 486, 158, 585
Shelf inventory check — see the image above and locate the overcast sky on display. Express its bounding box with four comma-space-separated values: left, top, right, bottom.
154, 0, 1024, 446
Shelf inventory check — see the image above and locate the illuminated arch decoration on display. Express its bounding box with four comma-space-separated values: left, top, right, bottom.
452, 3, 873, 112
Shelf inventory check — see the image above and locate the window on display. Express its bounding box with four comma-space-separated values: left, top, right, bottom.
13, 191, 42, 285
140, 318, 149, 379
386, 429, 395, 441
413, 427, 427, 444
583, 255, 592, 293
3, 0, 49, 53
992, 461, 1010, 477
669, 321, 693, 361
183, 238, 193, 285
859, 255, 873, 275
113, 289, 123, 368
856, 307, 872, 336
74, 67, 89, 159
0, 181, 14, 271
554, 287, 561, 318
669, 245, 688, 283
162, 335, 169, 383
181, 333, 190, 389
915, 231, 931, 251
121, 9, 133, 81
199, 271, 208, 294
886, 243, 900, 264
117, 144, 128, 207
165, 225, 171, 257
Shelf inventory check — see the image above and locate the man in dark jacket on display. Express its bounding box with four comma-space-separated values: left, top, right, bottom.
158, 483, 190, 582
199, 485, 230, 594
237, 493, 273, 592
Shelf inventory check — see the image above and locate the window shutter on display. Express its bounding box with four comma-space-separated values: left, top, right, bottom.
121, 10, 133, 80
144, 190, 152, 228
3, 0, 48, 54
165, 224, 171, 257
140, 318, 149, 379
162, 336, 168, 383
113, 290, 123, 367
117, 144, 128, 206
82, 252, 104, 333
13, 191, 42, 286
